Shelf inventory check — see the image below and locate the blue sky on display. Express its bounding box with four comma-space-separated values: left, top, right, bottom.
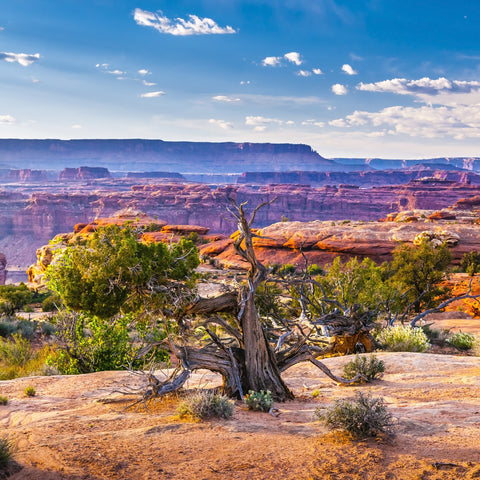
0, 0, 479, 158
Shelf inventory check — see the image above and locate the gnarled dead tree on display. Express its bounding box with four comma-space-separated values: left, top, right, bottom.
142, 200, 361, 402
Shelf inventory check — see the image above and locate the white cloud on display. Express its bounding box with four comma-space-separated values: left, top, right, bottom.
312, 68, 323, 75
133, 8, 236, 36
108, 69, 124, 75
212, 95, 241, 102
328, 103, 480, 139
301, 119, 325, 127
332, 84, 348, 95
0, 27, 4, 31
342, 64, 357, 75
140, 91, 165, 98
142, 80, 156, 86
31, 78, 40, 84
240, 80, 251, 85
357, 77, 480, 97
296, 70, 311, 77
0, 52, 40, 67
138, 69, 151, 76
209, 118, 233, 129
239, 94, 325, 106
245, 115, 285, 131
284, 52, 302, 65
0, 115, 15, 125
96, 63, 126, 77
71, 124, 83, 129
262, 56, 282, 67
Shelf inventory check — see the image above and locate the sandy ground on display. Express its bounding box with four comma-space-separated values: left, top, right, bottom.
2, 352, 480, 480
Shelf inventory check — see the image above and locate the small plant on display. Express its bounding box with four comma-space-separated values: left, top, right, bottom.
244, 390, 274, 412
0, 396, 7, 405
24, 386, 36, 397
447, 331, 476, 351
177, 390, 234, 420
311, 389, 321, 398
316, 392, 395, 439
0, 334, 35, 367
342, 354, 385, 382
0, 434, 16, 469
376, 324, 430, 352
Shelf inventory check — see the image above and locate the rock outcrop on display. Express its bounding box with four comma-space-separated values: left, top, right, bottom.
59, 166, 111, 181
0, 253, 6, 285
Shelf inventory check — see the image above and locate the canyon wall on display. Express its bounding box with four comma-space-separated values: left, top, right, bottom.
2, 179, 480, 269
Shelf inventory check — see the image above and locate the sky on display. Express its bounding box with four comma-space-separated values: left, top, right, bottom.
0, 0, 479, 159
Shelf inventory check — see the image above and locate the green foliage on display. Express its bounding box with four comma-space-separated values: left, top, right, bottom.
24, 385, 36, 397
16, 320, 36, 340
306, 264, 323, 276
44, 225, 199, 318
460, 251, 480, 276
0, 321, 16, 338
342, 354, 385, 382
177, 390, 235, 420
277, 263, 296, 277
311, 389, 320, 398
0, 283, 34, 317
46, 311, 157, 375
316, 392, 395, 438
0, 396, 7, 405
41, 294, 62, 312
0, 334, 35, 368
0, 434, 16, 469
390, 241, 452, 313
376, 325, 430, 352
447, 331, 476, 350
244, 390, 274, 412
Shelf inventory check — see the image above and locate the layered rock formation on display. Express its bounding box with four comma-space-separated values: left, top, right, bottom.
59, 166, 111, 181
4, 179, 480, 269
0, 253, 6, 285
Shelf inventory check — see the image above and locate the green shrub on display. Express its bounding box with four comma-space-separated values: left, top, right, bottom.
342, 354, 385, 382
177, 390, 235, 420
316, 392, 395, 438
277, 264, 296, 277
0, 434, 16, 469
311, 389, 321, 398
0, 396, 7, 405
24, 386, 36, 397
41, 322, 56, 336
460, 251, 480, 276
16, 320, 36, 340
447, 331, 476, 351
376, 324, 430, 352
0, 334, 35, 368
41, 295, 61, 312
0, 321, 16, 338
244, 390, 274, 412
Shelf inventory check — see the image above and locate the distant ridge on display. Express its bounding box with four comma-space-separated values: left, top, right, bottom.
0, 139, 337, 173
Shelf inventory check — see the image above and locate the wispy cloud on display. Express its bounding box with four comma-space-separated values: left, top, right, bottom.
245, 115, 291, 131
0, 52, 40, 67
0, 115, 15, 125
301, 119, 325, 127
138, 69, 151, 76
96, 63, 126, 77
142, 80, 156, 86
296, 70, 312, 77
140, 91, 165, 98
212, 95, 241, 103
342, 64, 357, 75
209, 118, 233, 129
133, 8, 237, 36
71, 124, 83, 129
328, 103, 480, 140
357, 77, 480, 96
284, 52, 302, 65
332, 84, 348, 95
240, 80, 251, 85
312, 68, 323, 75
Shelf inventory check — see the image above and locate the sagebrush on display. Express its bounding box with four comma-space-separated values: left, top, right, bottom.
447, 331, 476, 351
316, 392, 395, 438
343, 354, 385, 382
177, 390, 235, 420
376, 325, 430, 352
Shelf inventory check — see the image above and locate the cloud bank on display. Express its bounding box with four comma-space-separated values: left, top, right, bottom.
133, 9, 236, 36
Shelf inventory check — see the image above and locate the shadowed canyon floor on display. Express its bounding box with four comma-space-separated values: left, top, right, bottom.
2, 351, 480, 479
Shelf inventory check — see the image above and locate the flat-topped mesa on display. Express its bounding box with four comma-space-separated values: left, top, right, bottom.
4, 169, 49, 182
59, 166, 111, 181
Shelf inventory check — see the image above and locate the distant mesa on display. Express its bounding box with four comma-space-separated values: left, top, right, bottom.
59, 166, 111, 181
126, 171, 185, 180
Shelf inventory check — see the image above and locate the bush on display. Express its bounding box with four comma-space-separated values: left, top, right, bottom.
316, 392, 395, 438
447, 331, 476, 351
24, 386, 36, 397
376, 324, 430, 352
0, 396, 7, 405
342, 354, 385, 382
0, 334, 35, 368
244, 390, 274, 412
460, 251, 480, 276
0, 321, 16, 338
177, 390, 235, 420
0, 434, 15, 469
16, 320, 36, 340
41, 295, 62, 312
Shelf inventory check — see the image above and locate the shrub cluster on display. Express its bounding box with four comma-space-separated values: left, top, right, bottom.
177, 389, 235, 420
447, 331, 477, 351
316, 392, 395, 438
244, 390, 274, 412
376, 324, 430, 352
0, 434, 15, 469
342, 354, 385, 382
